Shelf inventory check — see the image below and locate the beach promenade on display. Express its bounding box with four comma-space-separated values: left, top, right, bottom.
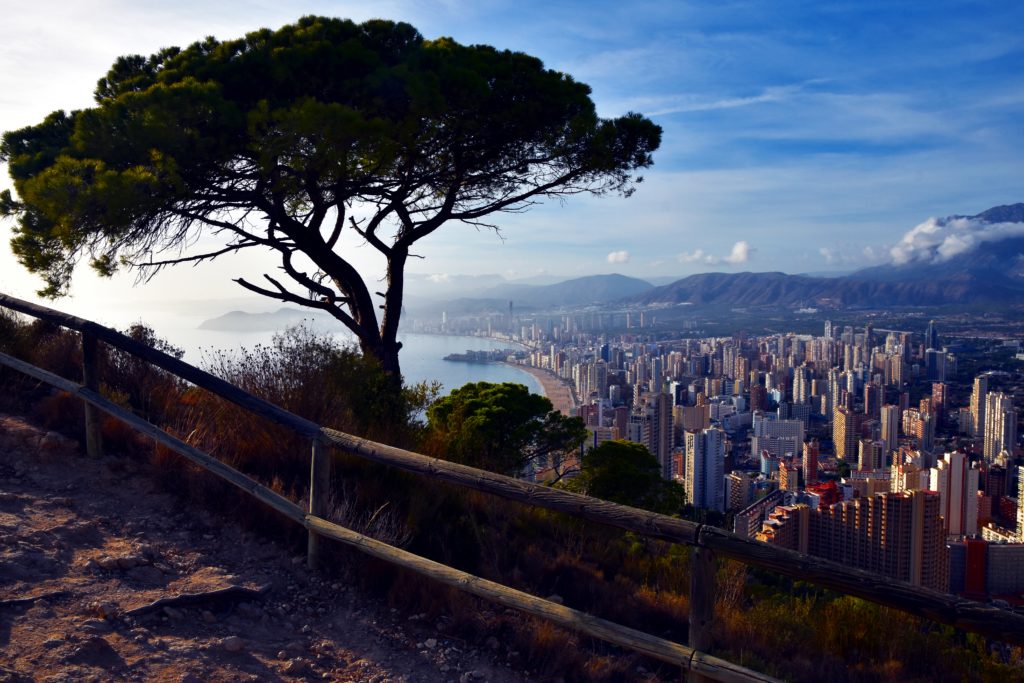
512, 364, 578, 415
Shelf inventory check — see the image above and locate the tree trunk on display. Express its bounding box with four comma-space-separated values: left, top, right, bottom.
360, 337, 402, 381
380, 338, 403, 379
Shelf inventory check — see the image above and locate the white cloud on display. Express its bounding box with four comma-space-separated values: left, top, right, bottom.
817, 243, 892, 268
889, 216, 1024, 265
678, 248, 709, 263
606, 80, 826, 118
678, 241, 753, 266
427, 273, 451, 283
862, 245, 882, 260
607, 250, 630, 263
723, 240, 752, 264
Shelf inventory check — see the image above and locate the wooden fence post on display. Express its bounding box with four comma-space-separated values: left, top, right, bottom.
307, 438, 331, 569
688, 545, 716, 682
81, 331, 102, 458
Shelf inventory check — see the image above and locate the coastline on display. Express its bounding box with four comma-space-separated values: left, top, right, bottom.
506, 363, 578, 416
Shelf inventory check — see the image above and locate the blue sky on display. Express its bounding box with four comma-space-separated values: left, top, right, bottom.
0, 1, 1022, 321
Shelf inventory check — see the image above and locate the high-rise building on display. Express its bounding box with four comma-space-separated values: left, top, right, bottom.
880, 404, 900, 456
858, 439, 886, 471
925, 320, 939, 351
752, 410, 804, 459
1018, 466, 1024, 541
826, 367, 841, 417
639, 393, 673, 479
983, 392, 1017, 463
930, 451, 979, 536
924, 348, 946, 381
931, 382, 947, 420
793, 364, 809, 404
779, 459, 800, 491
749, 384, 767, 413
890, 356, 908, 388
917, 410, 936, 453
678, 404, 711, 432
970, 375, 989, 438
863, 382, 881, 420
803, 440, 820, 486
833, 406, 861, 462
727, 471, 755, 512
685, 428, 726, 512
757, 490, 948, 591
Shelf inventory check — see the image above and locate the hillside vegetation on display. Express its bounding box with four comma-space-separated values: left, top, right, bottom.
1, 309, 1022, 682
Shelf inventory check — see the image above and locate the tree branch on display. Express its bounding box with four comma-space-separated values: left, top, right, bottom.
127, 243, 254, 270
233, 275, 363, 340
279, 251, 348, 306
325, 204, 345, 249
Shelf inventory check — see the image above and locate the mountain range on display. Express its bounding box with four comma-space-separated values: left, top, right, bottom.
200, 203, 1024, 329
424, 203, 1024, 312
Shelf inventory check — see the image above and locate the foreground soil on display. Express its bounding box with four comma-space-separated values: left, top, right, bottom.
0, 413, 529, 682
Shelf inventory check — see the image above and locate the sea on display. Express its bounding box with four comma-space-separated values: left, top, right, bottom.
109, 309, 543, 398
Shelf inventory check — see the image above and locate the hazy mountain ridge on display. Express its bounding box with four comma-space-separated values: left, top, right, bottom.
203, 205, 1024, 323
628, 268, 1024, 308
477, 273, 654, 307
629, 203, 1024, 309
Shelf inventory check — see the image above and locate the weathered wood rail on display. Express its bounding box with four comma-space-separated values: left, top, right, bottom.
2, 293, 1023, 682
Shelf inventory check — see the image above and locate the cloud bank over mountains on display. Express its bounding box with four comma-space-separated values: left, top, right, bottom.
818, 204, 1024, 270
889, 215, 1024, 265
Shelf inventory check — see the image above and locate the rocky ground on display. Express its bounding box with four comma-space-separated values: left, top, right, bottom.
0, 413, 532, 682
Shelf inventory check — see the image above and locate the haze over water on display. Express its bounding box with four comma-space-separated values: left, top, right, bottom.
105, 306, 542, 398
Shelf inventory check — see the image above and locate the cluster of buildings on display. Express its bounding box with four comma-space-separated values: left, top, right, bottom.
511, 317, 1023, 599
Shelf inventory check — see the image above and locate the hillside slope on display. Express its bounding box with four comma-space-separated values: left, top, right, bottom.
0, 414, 520, 683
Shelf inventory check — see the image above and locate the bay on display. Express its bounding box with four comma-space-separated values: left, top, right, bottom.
120, 309, 543, 398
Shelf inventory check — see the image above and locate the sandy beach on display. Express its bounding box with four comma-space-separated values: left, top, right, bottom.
511, 363, 578, 415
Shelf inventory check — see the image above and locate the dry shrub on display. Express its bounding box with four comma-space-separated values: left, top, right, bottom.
633, 584, 688, 629
101, 323, 186, 425
149, 436, 305, 545
382, 570, 461, 619
99, 415, 147, 456
172, 387, 306, 489
578, 652, 641, 682
0, 308, 34, 363
326, 484, 412, 549
715, 559, 747, 612
163, 324, 433, 494
35, 390, 84, 435
28, 322, 82, 380
511, 617, 578, 677
151, 440, 191, 489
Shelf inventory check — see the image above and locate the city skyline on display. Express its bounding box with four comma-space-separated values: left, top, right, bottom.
1, 2, 1022, 326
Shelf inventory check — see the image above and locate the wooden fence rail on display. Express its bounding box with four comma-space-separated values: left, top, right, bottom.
3, 292, 1024, 681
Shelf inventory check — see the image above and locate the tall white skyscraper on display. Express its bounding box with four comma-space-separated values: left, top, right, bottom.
929, 451, 979, 536
685, 428, 725, 512
1018, 466, 1024, 542
793, 364, 809, 405
970, 375, 988, 438
983, 392, 1017, 463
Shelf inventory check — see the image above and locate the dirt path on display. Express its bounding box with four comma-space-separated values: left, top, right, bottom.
0, 414, 527, 683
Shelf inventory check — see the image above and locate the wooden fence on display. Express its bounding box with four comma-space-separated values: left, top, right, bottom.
2, 292, 1023, 682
